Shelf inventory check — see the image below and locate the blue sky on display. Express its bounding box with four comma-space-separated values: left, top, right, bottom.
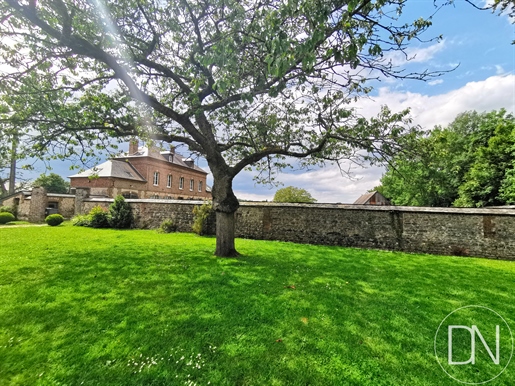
22, 0, 515, 203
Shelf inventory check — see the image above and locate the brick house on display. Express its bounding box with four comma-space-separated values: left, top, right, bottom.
69, 142, 211, 200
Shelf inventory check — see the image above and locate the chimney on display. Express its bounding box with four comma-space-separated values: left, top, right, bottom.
170, 145, 175, 154
129, 138, 139, 155
148, 144, 162, 158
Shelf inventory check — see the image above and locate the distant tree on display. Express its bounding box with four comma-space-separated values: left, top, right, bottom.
379, 110, 515, 207
273, 186, 317, 203
33, 173, 70, 194
454, 110, 515, 207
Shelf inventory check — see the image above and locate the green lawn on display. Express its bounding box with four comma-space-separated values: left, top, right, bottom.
1, 225, 514, 385
0, 221, 32, 227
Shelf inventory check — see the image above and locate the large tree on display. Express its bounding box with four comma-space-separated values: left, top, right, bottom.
0, 123, 23, 197
378, 110, 515, 207
0, 0, 444, 256
273, 186, 317, 203
33, 172, 70, 194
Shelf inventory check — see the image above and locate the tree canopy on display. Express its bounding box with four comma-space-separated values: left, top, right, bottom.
377, 110, 515, 207
33, 173, 70, 194
273, 186, 317, 203
0, 0, 446, 255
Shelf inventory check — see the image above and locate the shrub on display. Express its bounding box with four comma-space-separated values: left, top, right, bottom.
88, 205, 110, 228
45, 214, 64, 226
109, 195, 133, 229
72, 214, 91, 227
0, 212, 15, 224
158, 218, 177, 233
0, 205, 16, 219
192, 202, 213, 235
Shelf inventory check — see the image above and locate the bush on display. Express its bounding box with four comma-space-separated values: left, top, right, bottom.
192, 202, 213, 235
72, 214, 91, 227
158, 218, 177, 233
45, 214, 64, 226
0, 212, 15, 224
109, 195, 133, 229
88, 205, 110, 228
0, 205, 16, 219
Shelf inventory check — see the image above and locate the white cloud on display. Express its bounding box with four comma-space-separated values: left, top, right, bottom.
428, 79, 444, 86
235, 190, 273, 201
233, 74, 515, 204
384, 40, 446, 66
354, 74, 515, 130
234, 165, 384, 204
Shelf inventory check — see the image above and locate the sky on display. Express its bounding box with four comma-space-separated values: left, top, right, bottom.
21, 0, 515, 203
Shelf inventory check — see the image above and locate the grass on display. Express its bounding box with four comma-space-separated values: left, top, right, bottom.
1, 225, 515, 385
0, 220, 32, 227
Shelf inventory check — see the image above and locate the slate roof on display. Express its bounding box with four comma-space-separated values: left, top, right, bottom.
117, 146, 208, 174
68, 160, 147, 182
353, 191, 378, 205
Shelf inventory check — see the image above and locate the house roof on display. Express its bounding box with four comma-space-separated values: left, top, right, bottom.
0, 190, 30, 204
117, 146, 208, 174
353, 191, 378, 205
68, 160, 147, 182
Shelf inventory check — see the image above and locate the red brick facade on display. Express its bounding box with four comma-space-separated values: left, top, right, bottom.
119, 156, 209, 199
70, 145, 211, 200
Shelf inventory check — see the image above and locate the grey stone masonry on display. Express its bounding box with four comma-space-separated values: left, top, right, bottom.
78, 199, 515, 260
28, 187, 48, 223
74, 188, 90, 215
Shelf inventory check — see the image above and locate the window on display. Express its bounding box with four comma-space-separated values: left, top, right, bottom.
122, 192, 138, 199
167, 174, 172, 188
153, 171, 159, 186
189, 179, 194, 191
198, 181, 203, 192
179, 177, 184, 190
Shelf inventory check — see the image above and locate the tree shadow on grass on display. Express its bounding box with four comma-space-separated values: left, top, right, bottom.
1, 233, 515, 385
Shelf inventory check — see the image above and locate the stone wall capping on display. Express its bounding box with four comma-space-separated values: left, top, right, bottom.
237, 202, 515, 215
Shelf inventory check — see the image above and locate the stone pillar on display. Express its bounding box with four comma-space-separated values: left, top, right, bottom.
28, 187, 48, 223
74, 187, 90, 215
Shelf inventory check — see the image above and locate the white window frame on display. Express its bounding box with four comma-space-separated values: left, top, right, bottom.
179, 177, 184, 190
153, 171, 159, 186
167, 174, 172, 188
198, 181, 203, 192
189, 179, 194, 191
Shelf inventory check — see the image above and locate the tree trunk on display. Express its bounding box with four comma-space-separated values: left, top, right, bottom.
215, 211, 238, 257
8, 140, 16, 195
211, 173, 240, 257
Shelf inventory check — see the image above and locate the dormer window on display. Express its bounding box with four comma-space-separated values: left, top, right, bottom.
153, 171, 159, 186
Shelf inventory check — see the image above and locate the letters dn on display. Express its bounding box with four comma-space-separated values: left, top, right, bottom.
434, 305, 513, 385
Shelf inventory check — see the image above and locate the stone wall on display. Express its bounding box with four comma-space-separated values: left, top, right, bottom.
28, 187, 48, 223
78, 197, 515, 260
82, 198, 212, 232
1, 191, 76, 220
